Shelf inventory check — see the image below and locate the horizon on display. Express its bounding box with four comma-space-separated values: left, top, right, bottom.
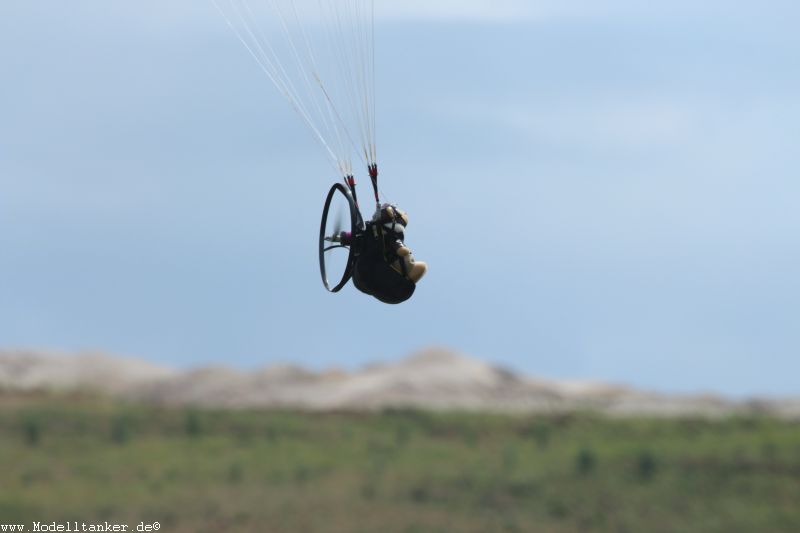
0, 344, 793, 400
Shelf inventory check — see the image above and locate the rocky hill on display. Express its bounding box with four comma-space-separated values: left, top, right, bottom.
0, 347, 796, 417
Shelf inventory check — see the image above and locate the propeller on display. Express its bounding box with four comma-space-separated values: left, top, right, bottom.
325, 209, 344, 243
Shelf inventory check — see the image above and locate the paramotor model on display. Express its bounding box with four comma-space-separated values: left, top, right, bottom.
213, 0, 426, 303
319, 169, 426, 304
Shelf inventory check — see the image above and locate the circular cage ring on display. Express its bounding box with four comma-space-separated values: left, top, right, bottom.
319, 182, 359, 292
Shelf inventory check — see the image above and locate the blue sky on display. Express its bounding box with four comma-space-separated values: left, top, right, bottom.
1, 1, 798, 396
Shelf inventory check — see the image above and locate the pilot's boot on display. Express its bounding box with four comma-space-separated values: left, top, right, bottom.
407, 260, 427, 283
396, 247, 427, 283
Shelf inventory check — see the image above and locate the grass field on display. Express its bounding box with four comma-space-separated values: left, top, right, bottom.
1, 391, 799, 532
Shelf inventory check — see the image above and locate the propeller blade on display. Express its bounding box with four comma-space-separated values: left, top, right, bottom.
325, 209, 344, 243
331, 209, 343, 242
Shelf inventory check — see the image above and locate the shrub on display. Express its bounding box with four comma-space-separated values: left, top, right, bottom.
111, 415, 131, 445
637, 450, 658, 481
185, 410, 203, 437
22, 416, 41, 447
576, 447, 596, 476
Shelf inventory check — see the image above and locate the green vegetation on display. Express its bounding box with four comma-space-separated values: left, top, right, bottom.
1, 392, 799, 532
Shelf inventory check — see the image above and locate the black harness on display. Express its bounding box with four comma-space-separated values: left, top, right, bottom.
352, 219, 415, 304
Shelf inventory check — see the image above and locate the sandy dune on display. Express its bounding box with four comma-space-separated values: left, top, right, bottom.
0, 347, 795, 417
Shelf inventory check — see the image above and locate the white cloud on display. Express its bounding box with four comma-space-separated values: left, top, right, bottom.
373, 0, 640, 22
377, 0, 800, 24
442, 96, 696, 151
376, 0, 540, 21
